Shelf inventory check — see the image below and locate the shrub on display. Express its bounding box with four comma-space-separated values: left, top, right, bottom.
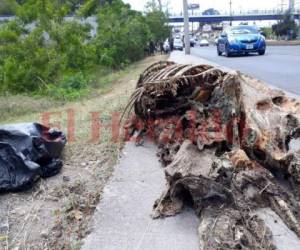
47, 72, 91, 100
0, 18, 94, 94
0, 26, 62, 93
0, 0, 170, 99
50, 20, 96, 69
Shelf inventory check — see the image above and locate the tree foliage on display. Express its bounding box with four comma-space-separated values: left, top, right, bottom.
0, 0, 170, 98
272, 11, 298, 39
94, 0, 151, 67
0, 1, 95, 95
144, 0, 170, 43
260, 27, 274, 39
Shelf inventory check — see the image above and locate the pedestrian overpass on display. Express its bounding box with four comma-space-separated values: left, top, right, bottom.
169, 11, 300, 23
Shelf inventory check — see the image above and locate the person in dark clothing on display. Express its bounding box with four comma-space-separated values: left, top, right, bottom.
149, 41, 155, 56
170, 38, 174, 51
159, 41, 164, 54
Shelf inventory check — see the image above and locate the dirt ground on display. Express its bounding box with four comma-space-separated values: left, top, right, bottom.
0, 54, 167, 250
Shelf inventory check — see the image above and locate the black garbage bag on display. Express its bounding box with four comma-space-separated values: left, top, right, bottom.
0, 123, 67, 192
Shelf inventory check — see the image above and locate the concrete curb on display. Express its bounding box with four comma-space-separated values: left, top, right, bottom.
169, 50, 300, 100
266, 40, 300, 46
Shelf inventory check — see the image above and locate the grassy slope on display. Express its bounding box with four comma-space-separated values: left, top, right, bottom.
0, 55, 167, 250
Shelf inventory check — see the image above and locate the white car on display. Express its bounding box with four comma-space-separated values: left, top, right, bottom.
199, 39, 209, 47
173, 39, 183, 51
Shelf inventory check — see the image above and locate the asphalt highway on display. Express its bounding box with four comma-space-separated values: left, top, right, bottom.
192, 45, 300, 95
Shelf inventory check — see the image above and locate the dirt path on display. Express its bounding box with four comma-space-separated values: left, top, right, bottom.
0, 55, 167, 250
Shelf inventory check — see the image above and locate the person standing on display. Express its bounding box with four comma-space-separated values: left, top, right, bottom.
170, 37, 174, 51
159, 41, 164, 54
149, 41, 155, 56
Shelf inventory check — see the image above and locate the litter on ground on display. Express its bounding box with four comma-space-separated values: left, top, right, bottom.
0, 123, 66, 192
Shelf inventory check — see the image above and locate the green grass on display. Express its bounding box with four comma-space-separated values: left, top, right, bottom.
0, 64, 132, 123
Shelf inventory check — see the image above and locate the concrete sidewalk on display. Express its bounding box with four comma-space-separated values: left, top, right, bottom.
82, 142, 199, 250
82, 52, 207, 250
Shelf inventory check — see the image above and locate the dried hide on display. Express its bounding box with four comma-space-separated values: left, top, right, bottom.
123, 61, 300, 249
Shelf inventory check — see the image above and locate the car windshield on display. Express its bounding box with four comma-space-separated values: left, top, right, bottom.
228, 26, 259, 35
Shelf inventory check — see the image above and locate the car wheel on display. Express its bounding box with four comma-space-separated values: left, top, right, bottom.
217, 48, 222, 56
225, 44, 231, 57
258, 50, 265, 55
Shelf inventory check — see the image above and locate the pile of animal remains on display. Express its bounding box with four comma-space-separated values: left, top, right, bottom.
123, 61, 300, 249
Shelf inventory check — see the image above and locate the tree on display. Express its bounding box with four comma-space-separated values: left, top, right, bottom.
0, 0, 168, 96
157, 0, 162, 10
272, 11, 298, 39
0, 0, 94, 94
78, 0, 113, 17
94, 0, 151, 67
145, 1, 170, 43
260, 27, 273, 39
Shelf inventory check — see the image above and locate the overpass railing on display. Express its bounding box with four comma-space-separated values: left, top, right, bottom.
169, 9, 300, 17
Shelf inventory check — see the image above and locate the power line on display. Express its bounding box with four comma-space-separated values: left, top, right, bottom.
229, 0, 232, 26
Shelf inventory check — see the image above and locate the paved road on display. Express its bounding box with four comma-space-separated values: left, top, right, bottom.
192, 45, 300, 95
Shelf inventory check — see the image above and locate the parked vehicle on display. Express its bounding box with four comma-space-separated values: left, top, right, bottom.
216, 25, 266, 57
173, 38, 183, 51
199, 39, 209, 47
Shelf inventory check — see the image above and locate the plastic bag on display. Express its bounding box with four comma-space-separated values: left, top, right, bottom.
0, 123, 66, 192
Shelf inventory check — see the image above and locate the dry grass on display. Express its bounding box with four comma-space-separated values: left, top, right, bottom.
0, 94, 60, 122
0, 54, 168, 250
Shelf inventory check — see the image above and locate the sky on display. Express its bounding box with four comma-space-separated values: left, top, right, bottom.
122, 0, 294, 14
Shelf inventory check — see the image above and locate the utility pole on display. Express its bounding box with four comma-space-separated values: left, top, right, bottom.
289, 0, 295, 12
280, 0, 284, 13
183, 0, 190, 55
229, 0, 232, 26
157, 0, 163, 11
